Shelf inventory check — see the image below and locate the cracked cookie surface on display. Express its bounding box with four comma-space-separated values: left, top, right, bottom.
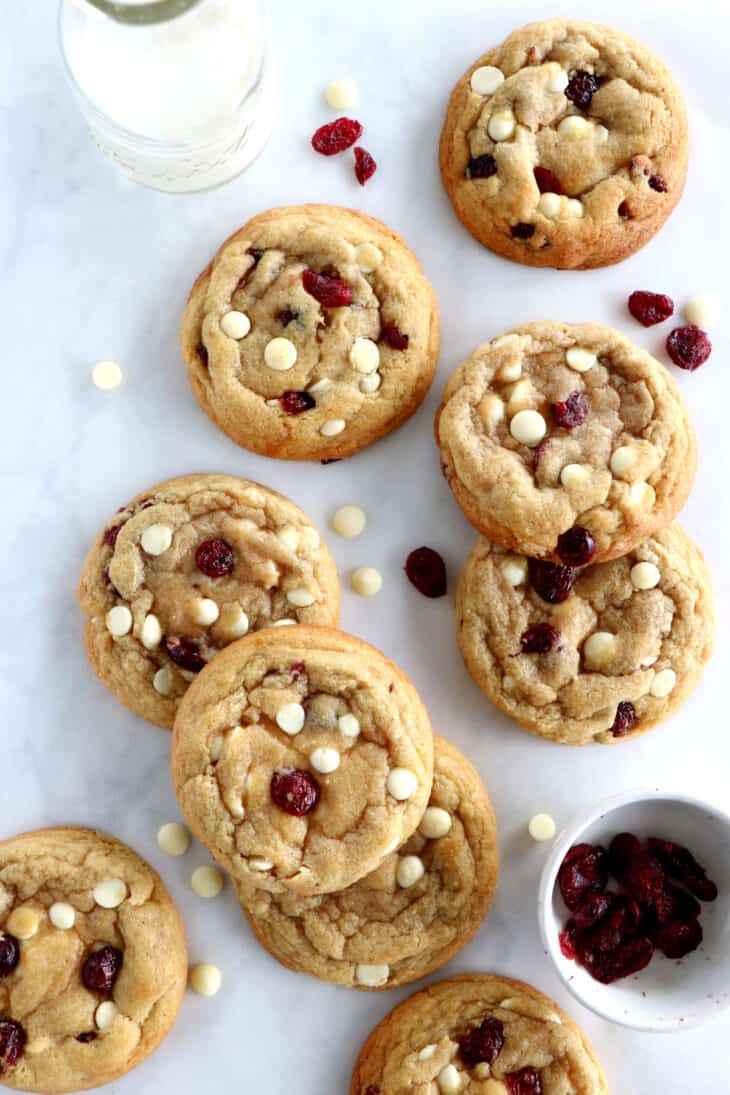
436, 322, 696, 563
78, 473, 339, 730
180, 204, 440, 460
439, 19, 688, 268
350, 974, 608, 1095
237, 736, 498, 989
171, 627, 434, 896
0, 828, 186, 1094
457, 525, 715, 746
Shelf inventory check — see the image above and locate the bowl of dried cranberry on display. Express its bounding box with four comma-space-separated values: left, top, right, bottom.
538, 790, 730, 1031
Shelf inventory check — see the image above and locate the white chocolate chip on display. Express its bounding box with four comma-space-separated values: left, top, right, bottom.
383, 837, 399, 856
650, 668, 676, 698
488, 109, 516, 141
502, 674, 516, 691
276, 702, 306, 736
49, 902, 76, 931
355, 963, 389, 987
685, 295, 716, 327
209, 734, 224, 761
264, 337, 297, 371
509, 409, 546, 447
438, 1064, 462, 1095
641, 655, 658, 668
141, 613, 162, 650
564, 198, 584, 218
338, 713, 360, 738
191, 865, 224, 898
299, 527, 320, 552
565, 347, 597, 373
594, 124, 609, 144
507, 379, 533, 415
157, 822, 191, 857
502, 557, 528, 586
492, 334, 520, 349
470, 65, 504, 95
191, 598, 220, 626
631, 562, 660, 590
278, 526, 299, 551
354, 242, 383, 272
25, 1038, 52, 1057
153, 666, 174, 696
474, 1063, 492, 1080
496, 360, 522, 382
325, 78, 357, 110
217, 603, 250, 639
360, 373, 382, 394
93, 879, 127, 909
190, 963, 222, 997
243, 487, 265, 505
105, 605, 132, 637
419, 1045, 437, 1061
583, 631, 617, 666
387, 767, 418, 800
249, 858, 274, 872
396, 855, 425, 888
547, 66, 569, 92
308, 378, 331, 394
560, 463, 589, 488
528, 814, 556, 842
220, 310, 251, 339
559, 115, 592, 137
350, 337, 380, 374
321, 418, 346, 437
538, 192, 562, 217
351, 567, 382, 596
141, 523, 173, 556
95, 1002, 118, 1031
273, 618, 296, 627
627, 481, 656, 509
332, 505, 367, 538
479, 392, 505, 430
7, 908, 40, 940
287, 588, 315, 608
309, 747, 340, 774
610, 446, 636, 478
92, 360, 123, 389
419, 807, 452, 839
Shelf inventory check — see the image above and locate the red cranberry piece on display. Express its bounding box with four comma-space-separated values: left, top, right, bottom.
290, 661, 306, 679
458, 1016, 505, 1067
610, 701, 636, 737
196, 343, 209, 367
651, 883, 701, 929
82, 945, 123, 993
655, 918, 703, 959
0, 1020, 26, 1073
533, 166, 564, 195
103, 523, 124, 548
556, 526, 596, 567
276, 308, 299, 327
271, 770, 321, 817
511, 223, 535, 239
279, 390, 316, 415
529, 559, 575, 604
649, 174, 668, 193
0, 935, 19, 978
311, 116, 363, 155
404, 547, 447, 598
608, 834, 664, 904
381, 321, 409, 350
531, 439, 550, 473
552, 391, 589, 429
559, 925, 578, 960
570, 891, 616, 932
164, 638, 206, 673
506, 1067, 543, 1095
76, 1031, 98, 1043
666, 325, 712, 372
354, 146, 377, 186
647, 838, 718, 902
579, 935, 654, 983
302, 269, 353, 308
565, 70, 600, 109
520, 623, 560, 654
196, 539, 235, 578
628, 290, 674, 328
467, 154, 497, 179
590, 896, 642, 952
618, 200, 632, 220
558, 843, 608, 910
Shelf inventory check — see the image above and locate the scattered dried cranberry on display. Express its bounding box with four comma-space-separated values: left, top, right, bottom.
666, 325, 712, 372
196, 343, 209, 367
381, 321, 409, 350
531, 439, 550, 473
354, 146, 377, 186
276, 308, 299, 327
559, 925, 578, 960
458, 1016, 504, 1067
556, 526, 596, 567
311, 116, 363, 155
506, 1067, 543, 1095
558, 843, 608, 910
271, 770, 320, 817
610, 701, 636, 738
404, 547, 447, 598
608, 834, 664, 905
103, 523, 123, 548
467, 153, 497, 179
570, 891, 616, 932
628, 290, 674, 327
82, 946, 123, 994
552, 391, 589, 429
565, 70, 600, 109
279, 390, 315, 415
649, 174, 668, 193
76, 1032, 98, 1044
579, 935, 654, 984
302, 269, 353, 308
618, 200, 632, 220
0, 935, 19, 978
196, 538, 236, 578
0, 1020, 25, 1073
164, 638, 206, 673
528, 559, 575, 604
533, 166, 564, 194
651, 883, 701, 928
647, 839, 718, 902
520, 623, 560, 654
655, 918, 703, 959
511, 223, 535, 239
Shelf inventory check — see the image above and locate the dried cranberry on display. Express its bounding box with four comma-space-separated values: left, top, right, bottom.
279, 390, 315, 415
589, 896, 642, 953
164, 638, 206, 673
381, 321, 409, 350
290, 661, 306, 678
570, 891, 616, 931
196, 539, 235, 578
247, 248, 264, 265
655, 918, 703, 959
565, 70, 600, 109
559, 925, 578, 960
354, 146, 377, 186
558, 843, 608, 910
196, 343, 209, 367
650, 883, 701, 929
627, 290, 674, 328
404, 547, 447, 598
302, 269, 353, 308
608, 834, 664, 904
458, 1016, 504, 1067
0, 935, 19, 978
270, 771, 321, 817
649, 174, 668, 193
364, 1088, 380, 1095
276, 308, 299, 327
520, 623, 560, 654
556, 526, 596, 567
511, 223, 535, 239
610, 701, 636, 737
666, 325, 712, 372
311, 116, 363, 155
467, 154, 497, 179
505, 1067, 543, 1095
529, 559, 575, 604
533, 166, 564, 194
0, 1020, 25, 1073
82, 945, 123, 993
579, 935, 654, 984
103, 523, 123, 549
553, 391, 589, 430
647, 839, 718, 902
76, 1032, 98, 1044
531, 439, 549, 472
618, 200, 632, 220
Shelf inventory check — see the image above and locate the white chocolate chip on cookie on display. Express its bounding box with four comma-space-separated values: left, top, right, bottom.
49, 902, 76, 931
191, 598, 219, 626
583, 631, 617, 667
470, 65, 504, 95
287, 588, 315, 607
479, 393, 505, 431
95, 1002, 119, 1031
264, 337, 297, 371
396, 855, 425, 888
276, 702, 306, 736
141, 613, 162, 650
220, 311, 251, 339
547, 66, 569, 92
106, 605, 132, 637
509, 409, 546, 446
502, 557, 527, 586
141, 523, 173, 556
338, 713, 360, 738
309, 747, 340, 774
610, 445, 637, 478
93, 879, 127, 909
631, 562, 660, 590
488, 109, 516, 141
650, 668, 677, 697
153, 666, 174, 695
560, 463, 589, 488
360, 373, 382, 393
7, 908, 40, 940
419, 806, 452, 839
438, 1064, 463, 1094
559, 115, 592, 137
321, 418, 346, 437
354, 242, 383, 272
565, 347, 597, 372
387, 767, 418, 800
216, 603, 250, 640
356, 963, 389, 988
350, 338, 380, 374
538, 192, 562, 218
496, 359, 522, 382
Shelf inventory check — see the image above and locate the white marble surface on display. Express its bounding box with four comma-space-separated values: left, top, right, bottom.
3, 1, 729, 1091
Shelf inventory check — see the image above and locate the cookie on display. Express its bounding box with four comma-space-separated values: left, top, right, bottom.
78, 474, 339, 730
237, 735, 498, 990
350, 974, 608, 1095
436, 322, 696, 563
0, 827, 186, 1094
457, 525, 715, 746
439, 19, 688, 269
171, 626, 434, 896
180, 204, 440, 460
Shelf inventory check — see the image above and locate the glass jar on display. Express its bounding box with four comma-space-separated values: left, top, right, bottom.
58, 0, 275, 193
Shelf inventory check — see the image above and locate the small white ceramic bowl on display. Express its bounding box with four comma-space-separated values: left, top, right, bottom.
538, 789, 730, 1031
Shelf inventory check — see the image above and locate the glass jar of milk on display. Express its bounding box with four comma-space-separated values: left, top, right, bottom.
59, 0, 275, 192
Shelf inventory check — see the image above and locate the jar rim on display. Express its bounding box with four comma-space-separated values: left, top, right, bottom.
68, 0, 203, 25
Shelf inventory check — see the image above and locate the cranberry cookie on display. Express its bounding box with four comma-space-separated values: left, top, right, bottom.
180, 204, 440, 460
171, 626, 434, 896
436, 322, 696, 563
351, 974, 608, 1095
237, 736, 498, 990
439, 19, 688, 268
457, 525, 715, 746
78, 474, 339, 730
0, 828, 186, 1094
